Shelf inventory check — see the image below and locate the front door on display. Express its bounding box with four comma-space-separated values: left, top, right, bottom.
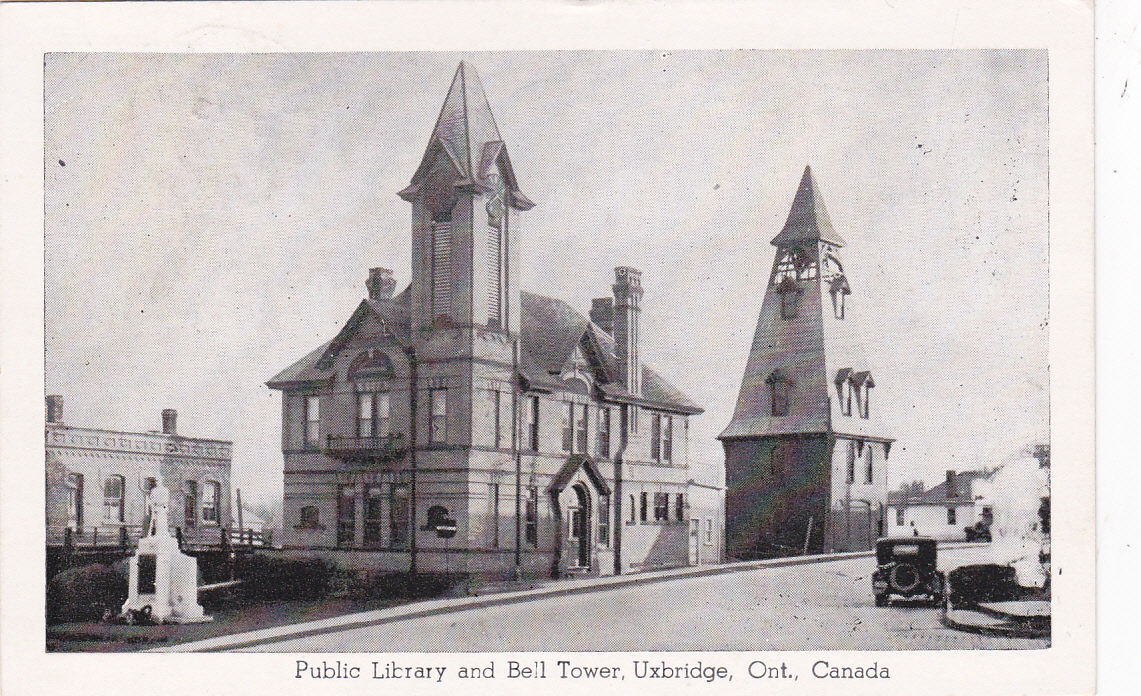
569, 483, 592, 569
689, 518, 701, 565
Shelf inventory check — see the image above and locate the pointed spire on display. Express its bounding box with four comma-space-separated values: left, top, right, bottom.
402, 61, 531, 208
770, 165, 846, 247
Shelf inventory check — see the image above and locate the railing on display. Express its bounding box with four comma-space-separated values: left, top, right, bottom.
48, 524, 267, 551
325, 432, 406, 462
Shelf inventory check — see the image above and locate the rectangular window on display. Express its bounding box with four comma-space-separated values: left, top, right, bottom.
653, 492, 669, 522
639, 492, 648, 523
364, 486, 383, 547
525, 487, 538, 546
358, 392, 374, 437
575, 404, 588, 454
598, 495, 610, 546
337, 485, 356, 548
865, 446, 874, 484
376, 392, 391, 436
305, 395, 321, 447
561, 402, 573, 452
651, 413, 661, 461
629, 494, 636, 522
896, 508, 905, 526
596, 406, 611, 458
662, 416, 673, 462
67, 473, 83, 528
527, 396, 540, 451
390, 484, 410, 549
675, 493, 685, 522
947, 507, 957, 525
846, 441, 856, 483
184, 481, 197, 528
705, 517, 714, 544
103, 475, 124, 522
431, 221, 452, 320
493, 390, 502, 449
202, 481, 220, 523
430, 388, 447, 443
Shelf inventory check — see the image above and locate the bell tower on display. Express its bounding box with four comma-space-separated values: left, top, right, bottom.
720, 165, 892, 558
399, 62, 533, 336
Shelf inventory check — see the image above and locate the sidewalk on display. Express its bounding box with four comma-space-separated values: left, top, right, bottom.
155, 543, 982, 653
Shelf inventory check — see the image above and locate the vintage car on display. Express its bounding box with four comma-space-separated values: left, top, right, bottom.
872, 537, 944, 606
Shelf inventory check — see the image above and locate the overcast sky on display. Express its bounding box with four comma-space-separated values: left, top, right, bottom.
45, 51, 1048, 508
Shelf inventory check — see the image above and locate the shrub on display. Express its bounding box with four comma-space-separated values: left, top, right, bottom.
47, 563, 127, 624
233, 554, 335, 601
354, 572, 468, 600
947, 563, 1023, 607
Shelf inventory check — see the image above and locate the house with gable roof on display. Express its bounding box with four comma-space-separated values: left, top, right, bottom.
267, 62, 717, 579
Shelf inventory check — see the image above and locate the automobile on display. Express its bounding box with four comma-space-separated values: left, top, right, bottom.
964, 521, 992, 542
872, 537, 944, 607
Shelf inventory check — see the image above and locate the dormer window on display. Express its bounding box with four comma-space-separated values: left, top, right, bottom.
775, 277, 801, 320
766, 370, 792, 417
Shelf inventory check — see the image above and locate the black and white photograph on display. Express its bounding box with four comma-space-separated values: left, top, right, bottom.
1, 2, 1099, 695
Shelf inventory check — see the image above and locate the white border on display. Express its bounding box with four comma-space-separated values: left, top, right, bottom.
1, 2, 1094, 695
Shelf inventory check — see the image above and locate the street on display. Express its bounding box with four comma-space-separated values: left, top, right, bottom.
240, 545, 1048, 651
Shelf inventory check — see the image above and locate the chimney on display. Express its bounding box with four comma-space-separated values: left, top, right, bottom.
46, 394, 64, 424
612, 266, 643, 395
946, 470, 956, 498
590, 297, 614, 335
162, 409, 178, 435
366, 267, 396, 301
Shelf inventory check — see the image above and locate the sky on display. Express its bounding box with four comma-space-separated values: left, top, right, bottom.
44, 51, 1049, 509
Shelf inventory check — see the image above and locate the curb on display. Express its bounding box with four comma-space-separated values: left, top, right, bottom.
154, 542, 985, 652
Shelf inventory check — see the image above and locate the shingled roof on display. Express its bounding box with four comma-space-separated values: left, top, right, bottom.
267, 288, 701, 415
770, 165, 846, 248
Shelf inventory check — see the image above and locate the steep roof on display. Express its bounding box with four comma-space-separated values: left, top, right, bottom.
770, 165, 846, 248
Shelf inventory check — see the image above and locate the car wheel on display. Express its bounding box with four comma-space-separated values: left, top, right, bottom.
875, 594, 889, 607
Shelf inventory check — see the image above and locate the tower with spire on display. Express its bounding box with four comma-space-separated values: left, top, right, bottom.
719, 166, 893, 557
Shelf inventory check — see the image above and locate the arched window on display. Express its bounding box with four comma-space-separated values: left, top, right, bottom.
201, 481, 220, 523
348, 349, 395, 381
102, 475, 125, 522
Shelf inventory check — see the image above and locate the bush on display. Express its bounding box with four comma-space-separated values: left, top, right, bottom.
233, 554, 335, 601
47, 563, 127, 624
947, 564, 1023, 607
353, 571, 468, 600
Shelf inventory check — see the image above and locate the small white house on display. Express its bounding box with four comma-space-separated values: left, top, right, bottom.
886, 470, 989, 541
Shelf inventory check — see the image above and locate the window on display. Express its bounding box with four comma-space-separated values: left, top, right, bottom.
493, 390, 502, 449
896, 508, 905, 526
653, 492, 669, 522
651, 413, 661, 460
358, 393, 374, 437
202, 481, 220, 523
639, 492, 648, 522
705, 517, 714, 544
629, 494, 636, 522
376, 392, 391, 436
596, 407, 611, 457
527, 396, 540, 451
832, 288, 846, 319
843, 380, 853, 416
846, 441, 856, 483
675, 493, 685, 522
431, 221, 452, 320
598, 495, 610, 546
662, 416, 673, 462
66, 473, 84, 528
487, 218, 503, 327
103, 475, 125, 522
561, 403, 573, 452
364, 486, 383, 546
184, 481, 197, 528
299, 505, 320, 528
865, 446, 874, 484
770, 377, 791, 417
490, 483, 500, 548
862, 383, 873, 419
525, 486, 538, 545
430, 388, 447, 443
390, 485, 410, 549
947, 507, 957, 525
305, 395, 320, 447
337, 486, 355, 547
575, 404, 588, 454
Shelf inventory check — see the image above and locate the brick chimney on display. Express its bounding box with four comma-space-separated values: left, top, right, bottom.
590, 297, 614, 335
612, 267, 643, 395
162, 409, 178, 435
366, 267, 396, 301
945, 470, 956, 498
46, 394, 64, 424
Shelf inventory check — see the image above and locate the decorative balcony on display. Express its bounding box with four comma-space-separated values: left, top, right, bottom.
325, 432, 406, 463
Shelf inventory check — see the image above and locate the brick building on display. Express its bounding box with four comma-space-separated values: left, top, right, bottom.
266, 62, 716, 578
719, 166, 893, 558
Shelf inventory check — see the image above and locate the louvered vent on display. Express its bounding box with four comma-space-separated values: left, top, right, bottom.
431, 221, 451, 319
487, 223, 502, 325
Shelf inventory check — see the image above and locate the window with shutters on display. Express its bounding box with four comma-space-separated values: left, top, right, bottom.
431, 221, 452, 320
